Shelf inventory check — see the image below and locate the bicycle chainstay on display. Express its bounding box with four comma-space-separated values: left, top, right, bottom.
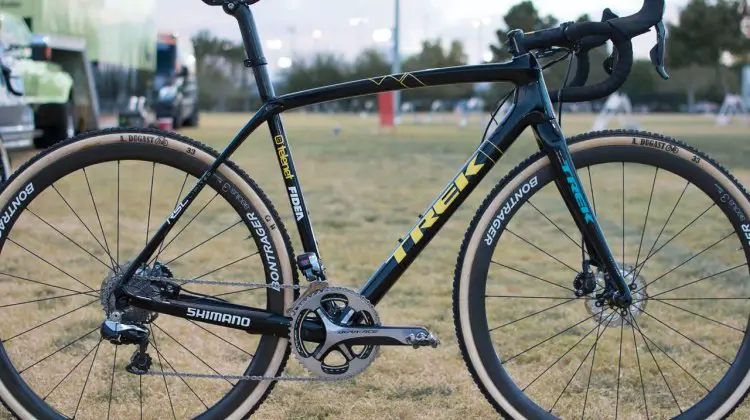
131, 275, 357, 382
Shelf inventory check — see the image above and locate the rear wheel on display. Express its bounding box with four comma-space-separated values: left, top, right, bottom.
0, 128, 297, 419
455, 131, 750, 419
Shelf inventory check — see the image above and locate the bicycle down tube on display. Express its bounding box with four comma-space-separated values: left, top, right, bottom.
119, 2, 631, 337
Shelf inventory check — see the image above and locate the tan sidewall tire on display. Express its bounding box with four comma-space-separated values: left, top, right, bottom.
456, 131, 750, 419
0, 129, 296, 420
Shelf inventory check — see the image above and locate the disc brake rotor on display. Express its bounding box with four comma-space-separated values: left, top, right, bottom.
585, 264, 648, 327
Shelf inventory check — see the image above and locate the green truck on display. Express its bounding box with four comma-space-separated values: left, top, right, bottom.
0, 0, 157, 148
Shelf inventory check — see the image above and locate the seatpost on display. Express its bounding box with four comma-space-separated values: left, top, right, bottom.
225, 1, 276, 101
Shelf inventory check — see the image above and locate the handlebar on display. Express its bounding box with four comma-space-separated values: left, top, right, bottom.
514, 0, 667, 103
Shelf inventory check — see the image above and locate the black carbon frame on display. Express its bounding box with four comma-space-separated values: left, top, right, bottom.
118, 3, 631, 340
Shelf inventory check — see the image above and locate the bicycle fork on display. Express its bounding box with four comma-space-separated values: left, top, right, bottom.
533, 120, 633, 307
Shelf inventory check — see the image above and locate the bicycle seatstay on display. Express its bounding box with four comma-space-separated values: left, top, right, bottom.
119, 1, 631, 335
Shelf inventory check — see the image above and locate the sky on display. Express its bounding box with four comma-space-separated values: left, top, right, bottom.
156, 0, 690, 70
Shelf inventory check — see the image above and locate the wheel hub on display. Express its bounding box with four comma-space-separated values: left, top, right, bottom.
584, 264, 647, 327
100, 262, 172, 324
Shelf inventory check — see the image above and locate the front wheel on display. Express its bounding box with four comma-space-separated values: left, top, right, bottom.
0, 128, 297, 419
455, 130, 750, 419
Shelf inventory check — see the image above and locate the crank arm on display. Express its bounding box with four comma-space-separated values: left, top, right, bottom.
313, 309, 440, 357
335, 325, 440, 347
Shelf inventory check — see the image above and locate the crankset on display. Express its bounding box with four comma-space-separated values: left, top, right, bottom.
290, 287, 439, 379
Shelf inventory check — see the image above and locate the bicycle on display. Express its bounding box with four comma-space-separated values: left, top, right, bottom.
0, 0, 747, 418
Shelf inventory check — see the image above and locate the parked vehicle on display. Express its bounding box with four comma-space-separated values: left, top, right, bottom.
0, 0, 157, 148
0, 44, 27, 180
152, 32, 199, 129
0, 13, 37, 152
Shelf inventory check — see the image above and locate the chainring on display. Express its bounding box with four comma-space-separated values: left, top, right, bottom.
289, 287, 380, 379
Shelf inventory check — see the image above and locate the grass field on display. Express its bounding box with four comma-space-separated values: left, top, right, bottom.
0, 112, 748, 419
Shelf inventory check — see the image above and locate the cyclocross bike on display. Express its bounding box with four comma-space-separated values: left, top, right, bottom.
0, 0, 748, 418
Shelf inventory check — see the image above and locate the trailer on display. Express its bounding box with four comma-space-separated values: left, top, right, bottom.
0, 0, 157, 148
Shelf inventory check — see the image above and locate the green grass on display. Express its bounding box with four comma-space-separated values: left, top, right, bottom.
0, 112, 748, 419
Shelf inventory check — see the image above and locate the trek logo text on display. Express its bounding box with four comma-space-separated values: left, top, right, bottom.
561, 161, 594, 224
393, 156, 484, 263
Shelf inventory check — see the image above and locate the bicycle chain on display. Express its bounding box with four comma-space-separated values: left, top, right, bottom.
133, 275, 353, 382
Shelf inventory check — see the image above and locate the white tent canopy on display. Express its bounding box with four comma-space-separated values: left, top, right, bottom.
593, 92, 636, 131
716, 94, 749, 126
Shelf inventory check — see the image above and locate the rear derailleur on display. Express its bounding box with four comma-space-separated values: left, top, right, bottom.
100, 311, 153, 375
99, 261, 181, 375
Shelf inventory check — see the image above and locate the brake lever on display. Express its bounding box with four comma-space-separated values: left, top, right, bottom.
600, 8, 620, 76
649, 21, 669, 80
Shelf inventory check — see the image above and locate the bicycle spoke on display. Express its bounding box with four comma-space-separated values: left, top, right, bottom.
622, 162, 625, 270
3, 299, 98, 342
107, 346, 117, 420
0, 270, 96, 295
630, 313, 650, 419
150, 330, 177, 420
635, 202, 715, 279
582, 310, 611, 419
491, 261, 575, 293
647, 263, 747, 299
151, 336, 210, 410
632, 317, 710, 392
43, 338, 102, 401
506, 229, 579, 274
586, 166, 597, 215
6, 238, 96, 293
26, 208, 112, 270
502, 309, 600, 364
638, 231, 734, 293
624, 181, 691, 281
213, 286, 267, 298
632, 317, 683, 412
0, 290, 98, 309
51, 184, 113, 264
640, 308, 731, 365
634, 168, 658, 275
187, 319, 254, 357
652, 296, 749, 300
650, 299, 745, 333
153, 323, 234, 386
19, 327, 100, 374
191, 252, 260, 281
157, 193, 219, 257
490, 297, 579, 332
164, 219, 243, 266
83, 168, 116, 269
154, 172, 189, 263
527, 200, 586, 256
523, 310, 610, 392
145, 162, 156, 247
485, 295, 575, 299
73, 336, 103, 419
615, 316, 624, 420
548, 310, 616, 413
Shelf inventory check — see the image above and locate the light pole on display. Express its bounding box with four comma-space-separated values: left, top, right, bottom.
393, 0, 401, 121
741, 0, 750, 106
